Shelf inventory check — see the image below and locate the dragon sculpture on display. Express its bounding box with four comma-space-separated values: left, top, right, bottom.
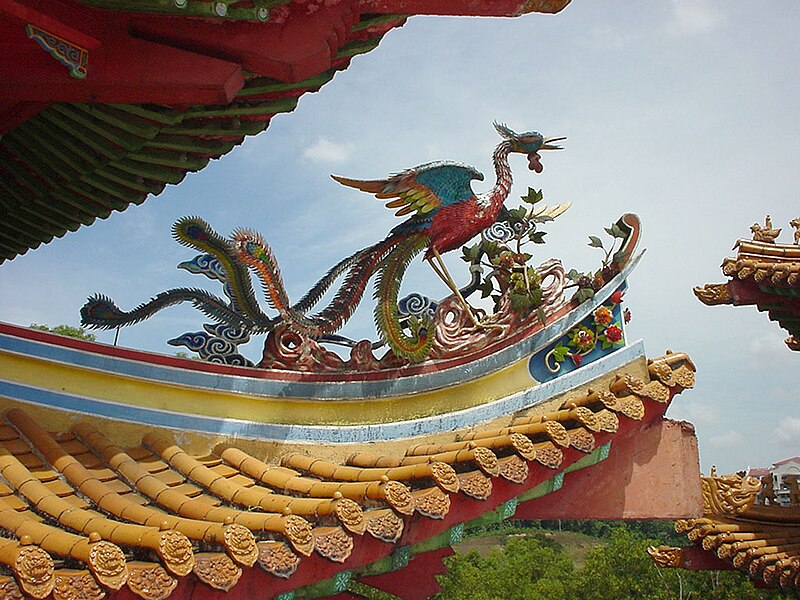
81, 123, 564, 362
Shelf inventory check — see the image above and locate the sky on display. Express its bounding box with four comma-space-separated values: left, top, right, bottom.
1, 0, 798, 474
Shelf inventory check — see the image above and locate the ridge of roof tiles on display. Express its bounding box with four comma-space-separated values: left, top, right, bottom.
653, 470, 800, 591
0, 352, 693, 599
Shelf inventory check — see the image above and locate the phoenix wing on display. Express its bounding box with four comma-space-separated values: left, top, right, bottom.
332, 161, 484, 218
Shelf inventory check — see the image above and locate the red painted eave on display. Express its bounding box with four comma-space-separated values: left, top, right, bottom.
360, 0, 571, 17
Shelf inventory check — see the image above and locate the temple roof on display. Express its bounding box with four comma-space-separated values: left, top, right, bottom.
650, 471, 800, 592
0, 0, 570, 263
0, 352, 692, 599
694, 216, 800, 351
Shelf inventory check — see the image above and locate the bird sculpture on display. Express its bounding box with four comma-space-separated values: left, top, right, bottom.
81, 123, 563, 363
751, 215, 782, 244
331, 122, 564, 326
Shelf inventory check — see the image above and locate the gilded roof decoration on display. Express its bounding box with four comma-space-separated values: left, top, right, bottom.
695, 215, 800, 350
670, 471, 800, 591
647, 545, 683, 568
701, 473, 761, 516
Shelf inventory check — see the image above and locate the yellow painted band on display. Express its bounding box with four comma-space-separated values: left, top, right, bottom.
0, 350, 537, 426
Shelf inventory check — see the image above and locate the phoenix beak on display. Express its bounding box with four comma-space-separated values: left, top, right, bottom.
540, 136, 566, 151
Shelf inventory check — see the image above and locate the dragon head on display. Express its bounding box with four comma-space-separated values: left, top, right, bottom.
494, 122, 565, 173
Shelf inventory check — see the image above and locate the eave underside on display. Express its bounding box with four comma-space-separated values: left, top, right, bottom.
0, 0, 570, 263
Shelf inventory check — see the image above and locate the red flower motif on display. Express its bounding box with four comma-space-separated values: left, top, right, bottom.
605, 325, 623, 343
623, 308, 632, 324
609, 290, 624, 304
571, 353, 583, 367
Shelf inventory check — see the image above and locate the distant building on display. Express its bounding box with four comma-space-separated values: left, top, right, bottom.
748, 457, 800, 507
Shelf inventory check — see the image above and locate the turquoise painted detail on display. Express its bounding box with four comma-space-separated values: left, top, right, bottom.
449, 523, 465, 545
598, 441, 611, 461
333, 571, 352, 593
501, 498, 518, 518
392, 546, 411, 570
274, 593, 294, 600
551, 472, 564, 492
414, 163, 483, 206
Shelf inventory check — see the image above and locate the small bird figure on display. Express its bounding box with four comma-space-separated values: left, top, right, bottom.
333, 123, 564, 326
751, 215, 782, 244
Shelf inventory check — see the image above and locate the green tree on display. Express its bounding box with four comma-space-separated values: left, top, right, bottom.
572, 529, 669, 599
29, 323, 96, 342
435, 536, 574, 600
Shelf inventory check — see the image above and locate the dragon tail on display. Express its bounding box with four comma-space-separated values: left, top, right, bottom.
81, 289, 257, 331
374, 233, 435, 362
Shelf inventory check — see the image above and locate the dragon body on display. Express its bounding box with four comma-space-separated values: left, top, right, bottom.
81, 124, 562, 362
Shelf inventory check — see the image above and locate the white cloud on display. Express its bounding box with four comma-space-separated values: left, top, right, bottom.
303, 137, 353, 164
668, 0, 726, 35
749, 330, 797, 367
678, 402, 719, 428
709, 430, 744, 449
776, 417, 800, 444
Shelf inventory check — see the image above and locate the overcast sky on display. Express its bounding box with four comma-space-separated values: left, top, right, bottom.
1, 1, 798, 474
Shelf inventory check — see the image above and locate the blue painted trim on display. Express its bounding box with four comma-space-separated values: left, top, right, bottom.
0, 254, 642, 401
0, 341, 645, 443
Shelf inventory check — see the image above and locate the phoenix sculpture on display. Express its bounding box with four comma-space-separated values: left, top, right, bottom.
82, 123, 564, 362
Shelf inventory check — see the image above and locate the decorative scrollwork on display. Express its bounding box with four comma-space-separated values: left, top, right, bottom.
87, 540, 127, 590
193, 553, 242, 592
26, 25, 88, 78
126, 563, 177, 600
398, 293, 438, 320
482, 220, 516, 243
365, 511, 404, 543
223, 524, 258, 567
158, 530, 195, 577
414, 488, 451, 519
313, 528, 353, 563
256, 542, 299, 578
335, 499, 366, 535
430, 462, 460, 493
283, 515, 315, 556
14, 545, 54, 599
